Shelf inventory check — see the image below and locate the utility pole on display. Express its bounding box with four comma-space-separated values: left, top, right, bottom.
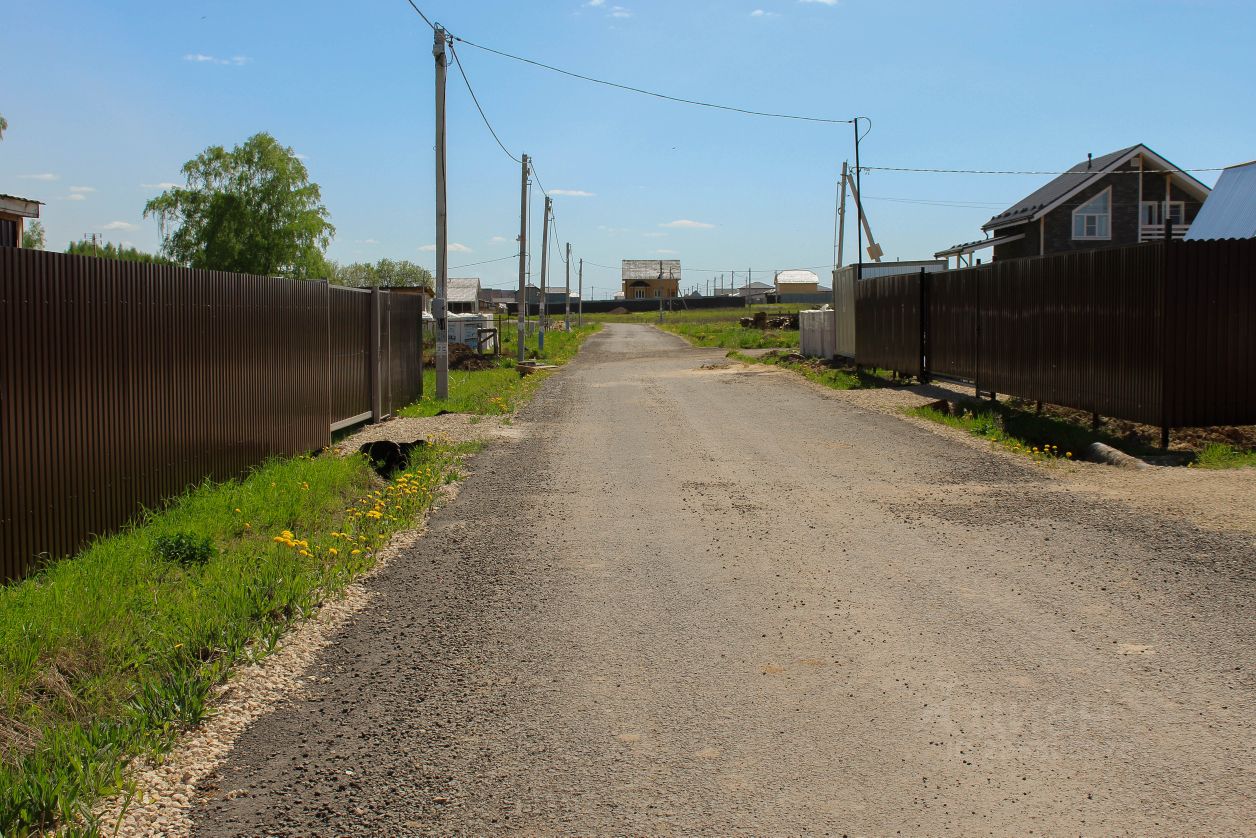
854, 118, 863, 296
433, 25, 450, 399
836, 161, 848, 271
564, 242, 572, 330
578, 257, 584, 327
516, 154, 529, 363
538, 195, 551, 354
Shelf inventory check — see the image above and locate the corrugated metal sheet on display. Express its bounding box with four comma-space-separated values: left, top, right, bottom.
1184, 161, 1256, 241
775, 269, 819, 286
0, 250, 426, 582
853, 239, 1256, 433
447, 277, 480, 303
799, 309, 835, 358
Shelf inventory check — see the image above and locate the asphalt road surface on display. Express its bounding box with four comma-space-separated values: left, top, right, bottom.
193, 324, 1254, 836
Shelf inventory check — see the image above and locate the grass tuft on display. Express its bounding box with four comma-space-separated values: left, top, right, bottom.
1192, 443, 1256, 469
728, 350, 889, 391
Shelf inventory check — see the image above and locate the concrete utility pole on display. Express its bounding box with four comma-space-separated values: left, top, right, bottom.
836, 161, 848, 270
433, 25, 450, 399
538, 195, 552, 354
564, 242, 572, 330
578, 257, 584, 327
516, 153, 529, 363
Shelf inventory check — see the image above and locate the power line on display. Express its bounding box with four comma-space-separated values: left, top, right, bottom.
447, 253, 521, 270
860, 165, 1226, 175
451, 34, 853, 125
448, 41, 520, 164
402, 0, 435, 29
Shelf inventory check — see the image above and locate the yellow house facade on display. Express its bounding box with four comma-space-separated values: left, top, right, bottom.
622, 259, 680, 299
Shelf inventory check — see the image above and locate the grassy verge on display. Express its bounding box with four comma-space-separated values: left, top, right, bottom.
0, 441, 477, 835
908, 400, 1131, 462
727, 350, 889, 391
1193, 443, 1256, 469
398, 324, 599, 418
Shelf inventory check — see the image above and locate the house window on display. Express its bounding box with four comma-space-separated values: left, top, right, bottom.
654, 288, 661, 298
1140, 201, 1185, 227
1072, 188, 1111, 240
633, 288, 646, 299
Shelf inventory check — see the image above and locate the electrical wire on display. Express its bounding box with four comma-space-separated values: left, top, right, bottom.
860, 165, 1226, 175
451, 34, 854, 125
403, 0, 435, 29
449, 253, 521, 270
448, 41, 520, 164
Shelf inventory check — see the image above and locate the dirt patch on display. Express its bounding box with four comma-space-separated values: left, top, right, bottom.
335, 414, 519, 455
446, 342, 497, 371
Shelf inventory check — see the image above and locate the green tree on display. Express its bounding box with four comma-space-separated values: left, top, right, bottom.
65, 239, 170, 264
21, 220, 45, 250
0, 114, 7, 140
143, 132, 334, 278
332, 258, 433, 290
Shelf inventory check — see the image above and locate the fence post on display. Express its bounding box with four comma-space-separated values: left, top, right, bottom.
417, 292, 424, 401
1160, 219, 1172, 449
370, 286, 382, 423
918, 267, 930, 384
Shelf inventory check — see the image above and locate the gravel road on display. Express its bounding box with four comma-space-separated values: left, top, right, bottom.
192, 324, 1254, 836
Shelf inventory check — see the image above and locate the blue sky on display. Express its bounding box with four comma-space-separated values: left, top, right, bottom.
3, 0, 1253, 298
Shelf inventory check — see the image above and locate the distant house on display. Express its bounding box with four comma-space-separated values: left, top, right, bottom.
774, 269, 820, 297
622, 259, 680, 299
542, 286, 578, 309
0, 194, 42, 248
730, 281, 776, 304
479, 288, 518, 309
1185, 160, 1256, 241
447, 277, 480, 314
936, 144, 1211, 266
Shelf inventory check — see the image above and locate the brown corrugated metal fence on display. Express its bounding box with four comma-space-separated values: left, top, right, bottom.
855, 238, 1256, 430
1, 249, 426, 582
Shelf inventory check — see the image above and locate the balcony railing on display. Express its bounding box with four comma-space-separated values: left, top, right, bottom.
1140, 223, 1190, 242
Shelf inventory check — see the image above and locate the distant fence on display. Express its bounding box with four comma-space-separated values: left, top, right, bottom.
0, 249, 424, 582
506, 296, 749, 316
853, 238, 1256, 433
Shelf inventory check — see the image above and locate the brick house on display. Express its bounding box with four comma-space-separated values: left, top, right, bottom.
936, 144, 1211, 266
622, 259, 679, 299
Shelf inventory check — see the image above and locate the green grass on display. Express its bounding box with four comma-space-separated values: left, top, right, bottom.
727, 350, 887, 391
908, 399, 1141, 462
0, 442, 476, 836
398, 324, 599, 418
1193, 443, 1256, 469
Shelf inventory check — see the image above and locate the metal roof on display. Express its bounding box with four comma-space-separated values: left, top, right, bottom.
447, 277, 480, 303
0, 194, 43, 218
622, 259, 681, 281
982, 144, 1211, 232
1184, 160, 1256, 241
775, 269, 820, 286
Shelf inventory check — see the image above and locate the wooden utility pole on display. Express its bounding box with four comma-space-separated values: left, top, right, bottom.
578, 257, 584, 327
564, 242, 572, 330
433, 25, 450, 399
538, 195, 551, 353
516, 154, 529, 363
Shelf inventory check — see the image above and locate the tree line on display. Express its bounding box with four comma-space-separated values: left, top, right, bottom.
18, 129, 432, 292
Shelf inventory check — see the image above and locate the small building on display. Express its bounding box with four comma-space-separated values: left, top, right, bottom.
1185, 160, 1256, 241
542, 286, 578, 309
774, 269, 820, 297
0, 194, 42, 248
447, 277, 481, 314
730, 281, 776, 304
936, 143, 1211, 266
479, 288, 518, 309
622, 259, 680, 299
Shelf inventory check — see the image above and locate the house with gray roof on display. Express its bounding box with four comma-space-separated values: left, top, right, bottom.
447, 277, 481, 313
936, 144, 1211, 266
1185, 160, 1256, 241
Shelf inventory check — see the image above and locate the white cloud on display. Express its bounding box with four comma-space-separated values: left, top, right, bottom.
141, 182, 181, 190
550, 189, 596, 197
101, 221, 139, 232
18, 173, 59, 181
751, 9, 779, 17
69, 186, 96, 193
184, 53, 250, 66
610, 6, 632, 17
642, 231, 668, 238
294, 153, 309, 160
355, 238, 380, 245
799, 0, 838, 5
585, 0, 605, 5
489, 235, 510, 244
63, 194, 87, 202
661, 219, 715, 229
419, 243, 472, 253
653, 249, 678, 254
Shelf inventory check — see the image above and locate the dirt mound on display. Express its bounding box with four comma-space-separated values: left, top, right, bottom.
445, 342, 497, 371
607, 307, 629, 315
